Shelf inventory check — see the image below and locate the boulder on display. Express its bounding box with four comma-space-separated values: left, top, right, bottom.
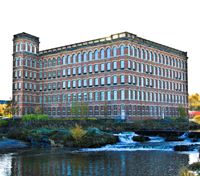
132, 135, 150, 142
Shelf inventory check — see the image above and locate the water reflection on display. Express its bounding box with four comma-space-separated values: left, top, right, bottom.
0, 149, 196, 176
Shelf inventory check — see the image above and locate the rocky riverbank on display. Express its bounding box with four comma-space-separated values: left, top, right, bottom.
0, 127, 118, 150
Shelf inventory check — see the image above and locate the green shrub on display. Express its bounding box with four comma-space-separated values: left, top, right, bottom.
22, 114, 49, 121
0, 119, 8, 127
188, 162, 200, 171
70, 124, 86, 141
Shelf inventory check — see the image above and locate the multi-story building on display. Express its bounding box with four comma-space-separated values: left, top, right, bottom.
12, 32, 188, 120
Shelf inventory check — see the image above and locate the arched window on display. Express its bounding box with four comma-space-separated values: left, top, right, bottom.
48, 59, 52, 67
142, 49, 146, 59
100, 49, 105, 59
62, 56, 66, 65
137, 48, 141, 58
150, 51, 153, 61
120, 45, 125, 56
78, 53, 82, 63
154, 52, 157, 62
88, 51, 93, 61
146, 50, 149, 60
113, 46, 117, 57
44, 60, 47, 67
52, 58, 56, 66
106, 48, 111, 58
39, 60, 43, 68
57, 57, 61, 65
94, 50, 98, 60
83, 52, 87, 62
134, 47, 138, 58
127, 45, 131, 56
132, 46, 135, 56
72, 54, 76, 63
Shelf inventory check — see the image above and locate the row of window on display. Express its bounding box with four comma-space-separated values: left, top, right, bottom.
14, 60, 186, 82
16, 90, 187, 104
15, 42, 37, 54
14, 75, 186, 92
39, 45, 186, 69
14, 45, 187, 69
21, 105, 181, 117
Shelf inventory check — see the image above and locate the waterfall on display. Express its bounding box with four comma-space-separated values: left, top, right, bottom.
116, 132, 138, 143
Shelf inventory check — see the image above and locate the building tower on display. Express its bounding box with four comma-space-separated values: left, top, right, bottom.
13, 33, 40, 117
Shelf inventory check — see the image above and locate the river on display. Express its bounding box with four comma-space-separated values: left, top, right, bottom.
0, 132, 200, 176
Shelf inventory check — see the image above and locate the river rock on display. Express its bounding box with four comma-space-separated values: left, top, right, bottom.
132, 135, 150, 142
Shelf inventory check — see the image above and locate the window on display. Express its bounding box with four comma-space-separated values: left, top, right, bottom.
78, 80, 82, 88
101, 63, 105, 72
52, 58, 56, 66
107, 62, 111, 71
57, 57, 61, 65
78, 53, 82, 63
100, 92, 105, 101
95, 92, 99, 101
121, 75, 125, 84
121, 90, 125, 100
142, 49, 146, 59
72, 54, 76, 63
67, 68, 71, 76
106, 48, 111, 58
120, 60, 125, 69
72, 67, 76, 75
67, 81, 71, 89
95, 78, 99, 86
113, 47, 117, 57
89, 78, 93, 86
72, 80, 76, 88
83, 52, 87, 62
89, 65, 93, 73
128, 75, 131, 84
94, 50, 98, 60
128, 60, 131, 69
89, 51, 92, 61
94, 64, 99, 72
113, 61, 117, 70
83, 66, 87, 74
101, 77, 105, 85
113, 90, 117, 100
100, 49, 104, 59
62, 81, 66, 89
113, 75, 117, 84
107, 77, 111, 85
62, 69, 66, 77
67, 55, 71, 64
83, 79, 87, 87
120, 45, 125, 56
78, 66, 81, 75
107, 91, 111, 101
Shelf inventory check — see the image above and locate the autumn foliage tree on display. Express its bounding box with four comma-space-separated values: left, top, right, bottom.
189, 93, 200, 111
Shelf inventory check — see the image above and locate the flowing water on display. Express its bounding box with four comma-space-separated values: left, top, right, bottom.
0, 132, 200, 176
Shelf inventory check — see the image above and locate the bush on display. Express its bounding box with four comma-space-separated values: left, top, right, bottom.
70, 124, 86, 141
0, 119, 8, 127
22, 114, 49, 121
188, 162, 200, 171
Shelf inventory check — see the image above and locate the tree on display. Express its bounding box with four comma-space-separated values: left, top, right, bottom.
178, 106, 187, 119
70, 101, 89, 117
189, 93, 200, 111
3, 99, 20, 118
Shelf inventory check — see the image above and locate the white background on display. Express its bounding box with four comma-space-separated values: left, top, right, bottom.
0, 0, 199, 100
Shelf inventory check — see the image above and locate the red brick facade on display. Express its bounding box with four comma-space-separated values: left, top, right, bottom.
13, 32, 188, 120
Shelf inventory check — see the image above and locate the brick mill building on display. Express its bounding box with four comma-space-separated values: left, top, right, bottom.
12, 32, 188, 120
